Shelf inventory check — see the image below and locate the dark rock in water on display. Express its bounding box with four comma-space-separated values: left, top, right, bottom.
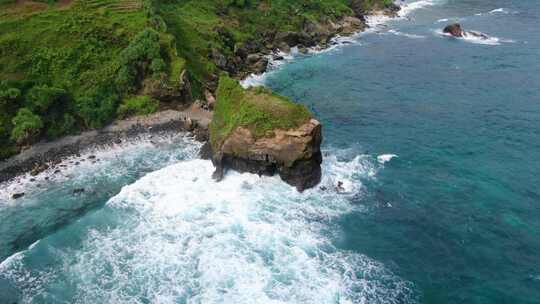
73, 188, 85, 194
443, 23, 464, 37
211, 152, 225, 182
88, 155, 96, 160
336, 181, 345, 192
12, 193, 25, 199
443, 23, 490, 40
199, 142, 213, 160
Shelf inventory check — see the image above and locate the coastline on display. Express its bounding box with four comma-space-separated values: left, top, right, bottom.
0, 4, 404, 188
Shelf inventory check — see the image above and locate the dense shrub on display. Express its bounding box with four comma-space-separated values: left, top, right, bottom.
76, 94, 118, 129
117, 95, 159, 118
116, 28, 166, 92
26, 85, 68, 113
11, 108, 43, 144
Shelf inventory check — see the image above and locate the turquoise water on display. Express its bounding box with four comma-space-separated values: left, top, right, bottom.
1, 0, 540, 303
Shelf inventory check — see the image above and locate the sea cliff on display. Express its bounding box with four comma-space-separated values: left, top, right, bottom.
0, 0, 400, 189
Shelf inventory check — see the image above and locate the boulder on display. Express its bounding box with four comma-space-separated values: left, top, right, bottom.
142, 70, 193, 103
30, 163, 48, 176
337, 16, 365, 35
277, 42, 291, 53
204, 90, 216, 110
211, 48, 228, 70
246, 53, 262, 64
443, 23, 464, 37
12, 193, 25, 199
274, 31, 312, 47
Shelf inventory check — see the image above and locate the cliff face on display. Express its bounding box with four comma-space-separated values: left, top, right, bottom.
212, 119, 322, 191
208, 76, 322, 191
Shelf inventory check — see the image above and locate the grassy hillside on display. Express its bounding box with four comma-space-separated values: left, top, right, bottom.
0, 0, 393, 159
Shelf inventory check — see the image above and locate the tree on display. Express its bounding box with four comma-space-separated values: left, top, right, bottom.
11, 108, 43, 144
76, 94, 118, 129
115, 28, 165, 92
26, 85, 68, 114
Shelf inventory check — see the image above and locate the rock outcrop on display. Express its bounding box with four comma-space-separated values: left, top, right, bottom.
443, 23, 464, 37
142, 70, 193, 104
443, 23, 490, 40
207, 76, 322, 191
211, 119, 322, 191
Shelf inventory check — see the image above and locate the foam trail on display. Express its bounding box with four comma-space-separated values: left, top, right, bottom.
1, 153, 416, 303
398, 0, 438, 17
489, 8, 507, 14
367, 0, 439, 30
388, 29, 425, 39
435, 29, 514, 46
377, 154, 399, 164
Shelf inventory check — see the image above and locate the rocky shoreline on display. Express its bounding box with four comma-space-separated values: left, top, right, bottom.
0, 105, 212, 184
214, 5, 401, 81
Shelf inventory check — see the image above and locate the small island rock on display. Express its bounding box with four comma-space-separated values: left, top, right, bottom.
443, 23, 464, 37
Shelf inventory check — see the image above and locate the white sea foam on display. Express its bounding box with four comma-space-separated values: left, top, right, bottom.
240, 71, 269, 88
434, 29, 514, 46
388, 29, 425, 39
1, 152, 415, 303
0, 133, 199, 204
367, 0, 441, 33
489, 8, 507, 14
398, 0, 438, 18
475, 8, 515, 17
377, 154, 399, 164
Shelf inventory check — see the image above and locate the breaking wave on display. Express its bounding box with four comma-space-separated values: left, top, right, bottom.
1, 152, 416, 303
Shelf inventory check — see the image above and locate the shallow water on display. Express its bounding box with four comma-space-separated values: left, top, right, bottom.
1, 0, 540, 303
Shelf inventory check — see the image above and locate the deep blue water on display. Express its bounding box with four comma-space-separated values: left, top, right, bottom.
263, 0, 540, 302
1, 1, 539, 303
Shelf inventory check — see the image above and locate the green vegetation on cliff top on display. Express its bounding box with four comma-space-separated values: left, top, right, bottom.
210, 75, 311, 149
0, 0, 392, 160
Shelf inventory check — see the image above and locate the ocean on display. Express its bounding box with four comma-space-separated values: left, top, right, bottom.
1, 0, 539, 303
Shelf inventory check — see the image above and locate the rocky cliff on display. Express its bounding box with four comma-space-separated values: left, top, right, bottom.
207, 76, 322, 191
